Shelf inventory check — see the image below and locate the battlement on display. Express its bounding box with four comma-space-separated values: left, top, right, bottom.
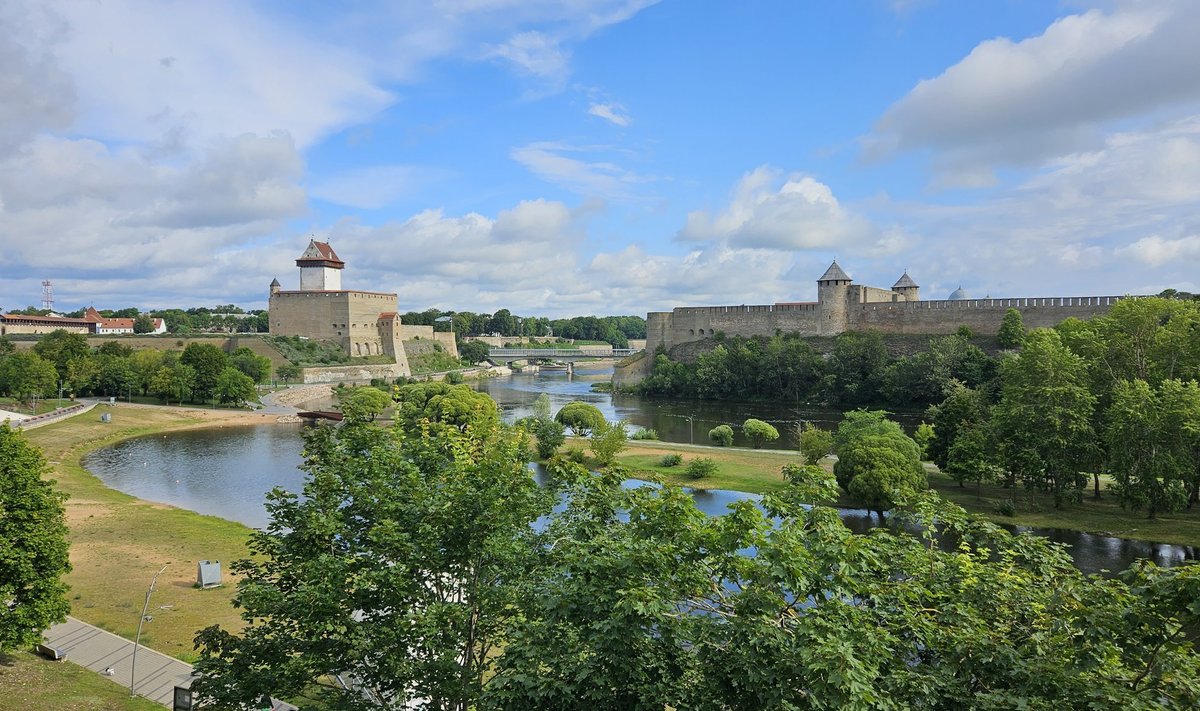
865, 295, 1125, 311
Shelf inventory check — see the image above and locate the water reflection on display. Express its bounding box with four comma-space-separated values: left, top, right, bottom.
83, 426, 1198, 577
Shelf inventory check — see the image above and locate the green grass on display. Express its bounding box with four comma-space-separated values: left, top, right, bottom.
24, 407, 266, 662
0, 397, 74, 415
409, 350, 465, 374
614, 440, 800, 493
0, 650, 163, 711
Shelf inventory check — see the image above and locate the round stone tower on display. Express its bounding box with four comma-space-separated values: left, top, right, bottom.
817, 260, 852, 336
892, 271, 920, 301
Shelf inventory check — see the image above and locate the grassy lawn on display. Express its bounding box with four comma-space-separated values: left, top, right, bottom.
613, 439, 800, 493
23, 406, 269, 662
0, 650, 163, 711
0, 397, 75, 415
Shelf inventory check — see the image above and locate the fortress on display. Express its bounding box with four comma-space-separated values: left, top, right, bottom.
268, 240, 457, 378
644, 261, 1127, 354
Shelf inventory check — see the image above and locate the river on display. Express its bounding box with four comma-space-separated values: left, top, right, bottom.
82, 365, 1199, 576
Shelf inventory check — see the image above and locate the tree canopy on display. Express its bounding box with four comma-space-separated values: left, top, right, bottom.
555, 401, 605, 436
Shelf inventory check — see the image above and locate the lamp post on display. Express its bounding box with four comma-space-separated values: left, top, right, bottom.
668, 413, 695, 445
131, 563, 168, 698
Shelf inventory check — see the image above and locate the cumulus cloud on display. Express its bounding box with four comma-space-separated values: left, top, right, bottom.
867, 1, 1200, 185
1116, 235, 1200, 267
588, 102, 631, 126
677, 167, 911, 256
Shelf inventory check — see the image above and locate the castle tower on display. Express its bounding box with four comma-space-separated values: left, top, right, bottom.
892, 271, 920, 301
269, 277, 281, 296
816, 260, 852, 336
296, 239, 344, 291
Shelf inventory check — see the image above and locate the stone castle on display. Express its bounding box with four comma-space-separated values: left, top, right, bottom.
268, 240, 457, 378
644, 261, 1126, 354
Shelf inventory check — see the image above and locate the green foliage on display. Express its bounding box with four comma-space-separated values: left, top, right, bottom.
180, 342, 231, 401
392, 382, 499, 436
827, 330, 889, 405
133, 314, 155, 333
555, 401, 605, 436
528, 417, 566, 459
925, 382, 989, 470
214, 367, 257, 406
994, 329, 1098, 507
229, 347, 272, 383
741, 418, 779, 449
338, 386, 392, 421
708, 424, 734, 447
409, 349, 465, 374
685, 457, 719, 479
445, 370, 465, 385
945, 423, 1000, 490
913, 421, 935, 459
1106, 379, 1199, 518
998, 308, 1026, 348
265, 335, 351, 365
882, 334, 994, 406
0, 351, 57, 403
833, 409, 905, 453
0, 425, 70, 651
797, 422, 833, 465
191, 416, 1200, 708
275, 363, 301, 383
658, 453, 683, 467
33, 330, 90, 379
531, 392, 552, 420
589, 419, 628, 466
458, 339, 490, 363
833, 411, 926, 515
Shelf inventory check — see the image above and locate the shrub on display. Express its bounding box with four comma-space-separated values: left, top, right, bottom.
995, 499, 1017, 517
685, 457, 719, 480
529, 417, 566, 459
589, 420, 628, 466
555, 401, 605, 436
631, 428, 659, 440
445, 371, 464, 385
565, 448, 588, 464
708, 424, 734, 447
798, 423, 833, 465
742, 419, 779, 449
658, 453, 683, 467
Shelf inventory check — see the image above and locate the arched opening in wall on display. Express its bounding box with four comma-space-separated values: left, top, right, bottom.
709, 329, 714, 335
689, 329, 694, 335
355, 343, 362, 356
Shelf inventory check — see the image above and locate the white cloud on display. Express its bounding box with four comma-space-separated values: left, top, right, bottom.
488, 30, 570, 84
511, 141, 649, 198
588, 102, 631, 126
1116, 235, 1200, 267
677, 167, 911, 255
867, 1, 1200, 185
310, 165, 450, 210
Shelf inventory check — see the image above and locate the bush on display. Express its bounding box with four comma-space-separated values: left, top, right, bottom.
658, 453, 683, 467
589, 420, 628, 466
565, 448, 588, 464
529, 417, 566, 459
798, 423, 833, 465
631, 428, 659, 440
445, 371, 464, 385
708, 424, 734, 447
742, 419, 779, 449
995, 499, 1017, 517
555, 401, 605, 436
685, 457, 719, 480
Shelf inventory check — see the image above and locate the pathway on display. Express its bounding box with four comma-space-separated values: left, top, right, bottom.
42, 616, 194, 707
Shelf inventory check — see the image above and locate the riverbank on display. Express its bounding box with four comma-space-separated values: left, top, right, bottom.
23, 405, 271, 662
616, 439, 1200, 549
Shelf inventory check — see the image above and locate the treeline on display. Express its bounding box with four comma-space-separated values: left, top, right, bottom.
633, 328, 996, 408
400, 308, 645, 347
4, 303, 269, 334
0, 331, 278, 406
927, 297, 1200, 512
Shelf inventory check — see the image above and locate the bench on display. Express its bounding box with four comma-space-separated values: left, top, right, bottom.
35, 643, 66, 661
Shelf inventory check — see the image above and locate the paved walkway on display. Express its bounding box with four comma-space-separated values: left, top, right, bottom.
43, 616, 194, 707
15, 400, 98, 430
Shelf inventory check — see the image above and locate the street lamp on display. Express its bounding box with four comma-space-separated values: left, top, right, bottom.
131, 563, 169, 698
668, 413, 695, 445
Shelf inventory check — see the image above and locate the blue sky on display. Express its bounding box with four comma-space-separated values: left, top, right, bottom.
2, 0, 1199, 316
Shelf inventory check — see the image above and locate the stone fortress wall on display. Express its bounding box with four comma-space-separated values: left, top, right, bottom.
269, 290, 401, 358
644, 261, 1128, 355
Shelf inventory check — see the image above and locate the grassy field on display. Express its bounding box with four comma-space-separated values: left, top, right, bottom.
23, 406, 272, 662
0, 397, 75, 416
0, 651, 163, 711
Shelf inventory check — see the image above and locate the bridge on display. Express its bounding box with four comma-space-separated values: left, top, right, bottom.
488, 348, 640, 360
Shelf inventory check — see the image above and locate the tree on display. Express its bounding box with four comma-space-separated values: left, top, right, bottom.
95, 354, 133, 397
741, 418, 779, 449
149, 363, 196, 404
913, 422, 935, 460
531, 392, 552, 421
339, 386, 392, 421
459, 340, 490, 364
393, 381, 500, 435
133, 314, 156, 334
128, 349, 165, 396
1106, 379, 1199, 518
925, 382, 989, 472
993, 329, 1098, 507
826, 330, 888, 405
528, 416, 565, 459
798, 422, 833, 465
555, 401, 605, 436
998, 308, 1026, 348
229, 347, 272, 384
193, 404, 555, 710
834, 430, 926, 518
32, 330, 90, 380
275, 363, 302, 384
215, 367, 257, 406
0, 352, 57, 405
589, 419, 628, 466
944, 422, 1000, 493
65, 355, 99, 395
0, 425, 71, 652
181, 342, 231, 402
708, 424, 734, 447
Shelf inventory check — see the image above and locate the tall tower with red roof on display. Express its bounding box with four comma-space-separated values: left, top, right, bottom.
297, 239, 344, 291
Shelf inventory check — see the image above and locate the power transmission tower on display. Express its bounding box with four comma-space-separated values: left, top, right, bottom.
41, 280, 54, 311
